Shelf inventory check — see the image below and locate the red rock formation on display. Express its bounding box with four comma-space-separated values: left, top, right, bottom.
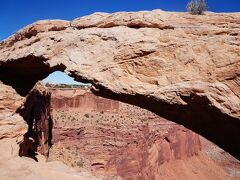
48, 88, 233, 179
0, 10, 239, 160
0, 82, 99, 180
49, 88, 204, 179
105, 125, 201, 179
200, 137, 240, 179
0, 10, 239, 179
18, 82, 52, 158
51, 88, 119, 113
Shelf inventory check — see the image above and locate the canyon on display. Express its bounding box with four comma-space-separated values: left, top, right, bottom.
0, 9, 239, 179
48, 87, 239, 179
0, 81, 98, 180
50, 87, 119, 113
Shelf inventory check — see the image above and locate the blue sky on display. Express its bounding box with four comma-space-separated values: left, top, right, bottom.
1, 0, 239, 84
43, 71, 81, 85
1, 0, 240, 41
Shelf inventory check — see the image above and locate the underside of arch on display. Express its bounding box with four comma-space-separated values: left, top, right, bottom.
0, 55, 240, 160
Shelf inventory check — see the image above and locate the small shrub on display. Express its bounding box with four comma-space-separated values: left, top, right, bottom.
84, 113, 89, 118
187, 0, 207, 15
76, 160, 84, 168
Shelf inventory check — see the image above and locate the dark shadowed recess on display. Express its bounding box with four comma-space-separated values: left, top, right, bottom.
0, 55, 66, 95
0, 56, 239, 160
17, 84, 53, 159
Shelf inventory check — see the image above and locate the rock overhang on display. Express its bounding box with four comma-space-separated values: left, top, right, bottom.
0, 10, 240, 159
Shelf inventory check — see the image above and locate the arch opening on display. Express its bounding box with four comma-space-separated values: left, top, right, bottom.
43, 71, 204, 179
0, 55, 66, 96
0, 58, 239, 162
43, 71, 87, 86
15, 70, 93, 161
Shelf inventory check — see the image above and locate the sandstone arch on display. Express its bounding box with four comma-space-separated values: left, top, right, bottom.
0, 10, 239, 159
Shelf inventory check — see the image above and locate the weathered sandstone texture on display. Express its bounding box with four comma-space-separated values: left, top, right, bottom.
0, 81, 24, 113
0, 82, 99, 180
0, 10, 239, 159
0, 81, 26, 162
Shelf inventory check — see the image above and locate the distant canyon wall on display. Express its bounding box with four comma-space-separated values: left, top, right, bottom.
51, 88, 119, 113
50, 88, 205, 179
0, 82, 99, 180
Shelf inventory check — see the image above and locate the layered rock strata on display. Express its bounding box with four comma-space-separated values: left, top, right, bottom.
49, 88, 230, 179
0, 81, 99, 180
51, 88, 119, 113
0, 10, 239, 159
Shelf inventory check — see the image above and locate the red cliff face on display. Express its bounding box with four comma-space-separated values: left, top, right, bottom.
51, 88, 119, 113
49, 88, 205, 179
105, 124, 201, 179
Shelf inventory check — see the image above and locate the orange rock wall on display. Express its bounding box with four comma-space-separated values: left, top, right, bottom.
51, 88, 119, 113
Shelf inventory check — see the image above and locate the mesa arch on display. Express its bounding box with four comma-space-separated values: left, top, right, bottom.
0, 10, 239, 159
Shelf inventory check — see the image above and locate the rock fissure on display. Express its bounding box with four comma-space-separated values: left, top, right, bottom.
18, 82, 53, 159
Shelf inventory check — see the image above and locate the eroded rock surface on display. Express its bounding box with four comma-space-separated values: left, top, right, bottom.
0, 81, 24, 113
201, 137, 240, 179
51, 87, 119, 113
49, 88, 231, 179
0, 82, 99, 180
0, 10, 239, 159
18, 82, 52, 158
0, 81, 27, 162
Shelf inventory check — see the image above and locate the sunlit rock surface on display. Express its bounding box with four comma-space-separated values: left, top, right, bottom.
0, 10, 239, 159
0, 10, 239, 179
51, 87, 119, 113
